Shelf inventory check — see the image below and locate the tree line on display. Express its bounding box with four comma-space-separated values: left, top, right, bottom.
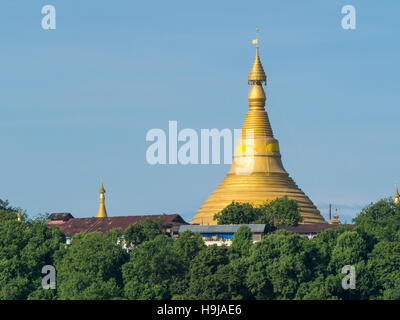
1, 197, 400, 300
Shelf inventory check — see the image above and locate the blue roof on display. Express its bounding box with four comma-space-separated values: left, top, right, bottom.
178, 224, 266, 234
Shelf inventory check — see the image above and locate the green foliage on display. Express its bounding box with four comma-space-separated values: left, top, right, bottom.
170, 231, 206, 298
2, 196, 400, 300
256, 196, 303, 227
329, 231, 368, 273
55, 230, 128, 300
226, 257, 253, 300
124, 217, 165, 247
246, 231, 321, 300
178, 239, 253, 300
0, 215, 65, 299
123, 235, 185, 300
295, 275, 340, 300
214, 201, 260, 225
173, 230, 205, 264
181, 245, 231, 300
214, 197, 302, 230
367, 241, 400, 299
382, 284, 400, 300
0, 199, 15, 213
0, 199, 19, 221
229, 225, 253, 260
353, 198, 400, 242
314, 225, 352, 268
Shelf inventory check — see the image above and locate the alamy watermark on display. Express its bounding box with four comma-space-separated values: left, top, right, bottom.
341, 265, 356, 290
41, 5, 56, 30
42, 265, 56, 290
145, 121, 261, 174
341, 5, 356, 30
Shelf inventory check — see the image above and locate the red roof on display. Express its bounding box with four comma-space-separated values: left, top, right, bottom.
49, 214, 188, 237
47, 213, 74, 225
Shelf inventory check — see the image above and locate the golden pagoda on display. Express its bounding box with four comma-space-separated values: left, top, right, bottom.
191, 42, 325, 225
17, 208, 22, 222
395, 185, 399, 206
96, 180, 107, 218
331, 207, 340, 225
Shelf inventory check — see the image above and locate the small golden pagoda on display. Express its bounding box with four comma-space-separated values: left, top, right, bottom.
395, 185, 399, 206
191, 42, 325, 225
96, 180, 108, 218
331, 207, 340, 225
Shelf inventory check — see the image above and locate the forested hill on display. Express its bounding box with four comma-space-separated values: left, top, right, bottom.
1, 197, 400, 300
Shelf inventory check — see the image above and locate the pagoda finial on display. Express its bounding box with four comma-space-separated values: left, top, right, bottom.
99, 177, 105, 194
252, 27, 260, 48
17, 208, 21, 222
395, 183, 399, 206
248, 29, 266, 85
96, 179, 107, 218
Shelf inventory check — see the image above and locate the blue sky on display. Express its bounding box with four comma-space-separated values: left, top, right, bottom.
0, 1, 399, 223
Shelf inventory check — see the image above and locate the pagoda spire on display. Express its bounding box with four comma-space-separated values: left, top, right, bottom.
17, 208, 21, 222
96, 179, 107, 218
243, 46, 273, 138
328, 204, 332, 224
395, 184, 399, 206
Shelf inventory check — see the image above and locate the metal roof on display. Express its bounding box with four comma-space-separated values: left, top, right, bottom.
179, 224, 266, 234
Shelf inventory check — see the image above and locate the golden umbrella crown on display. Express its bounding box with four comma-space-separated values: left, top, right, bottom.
248, 47, 266, 84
